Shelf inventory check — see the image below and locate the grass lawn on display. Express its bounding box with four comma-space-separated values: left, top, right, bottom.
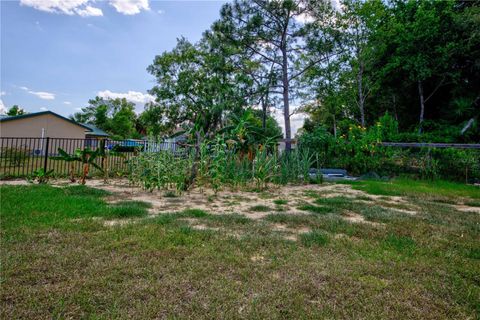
1, 179, 479, 319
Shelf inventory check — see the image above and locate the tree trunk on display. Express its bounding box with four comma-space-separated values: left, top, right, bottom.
357, 62, 365, 127
392, 94, 398, 122
184, 131, 202, 190
261, 96, 267, 131
333, 114, 337, 138
418, 80, 425, 134
70, 162, 76, 183
281, 45, 291, 152
81, 163, 89, 185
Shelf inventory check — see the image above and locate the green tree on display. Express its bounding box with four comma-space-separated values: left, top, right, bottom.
147, 37, 250, 138
71, 97, 138, 139
110, 101, 136, 139
213, 0, 339, 151
6, 105, 27, 116
377, 0, 459, 133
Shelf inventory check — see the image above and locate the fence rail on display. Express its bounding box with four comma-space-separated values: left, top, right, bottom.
0, 137, 180, 179
380, 142, 480, 149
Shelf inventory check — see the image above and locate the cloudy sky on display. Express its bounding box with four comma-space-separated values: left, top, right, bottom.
1, 0, 306, 135
1, 0, 226, 114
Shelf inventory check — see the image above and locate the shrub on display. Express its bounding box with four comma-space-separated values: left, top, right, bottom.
297, 113, 480, 182
128, 149, 193, 192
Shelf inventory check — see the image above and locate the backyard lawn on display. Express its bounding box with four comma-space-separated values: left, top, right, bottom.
1, 179, 479, 319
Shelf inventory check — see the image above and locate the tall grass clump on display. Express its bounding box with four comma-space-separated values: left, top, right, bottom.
128, 137, 320, 193
128, 148, 193, 193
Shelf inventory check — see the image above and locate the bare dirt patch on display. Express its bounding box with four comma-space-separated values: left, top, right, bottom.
179, 218, 220, 231
342, 211, 383, 227
0, 179, 30, 186
453, 205, 480, 213
0, 178, 419, 222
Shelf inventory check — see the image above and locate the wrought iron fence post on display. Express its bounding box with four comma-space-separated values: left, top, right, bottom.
43, 137, 50, 173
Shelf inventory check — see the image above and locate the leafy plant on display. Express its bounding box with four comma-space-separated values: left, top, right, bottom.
29, 168, 54, 184
52, 148, 103, 185
128, 148, 193, 193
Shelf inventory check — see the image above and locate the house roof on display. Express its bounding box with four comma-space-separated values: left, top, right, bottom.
82, 123, 110, 137
0, 111, 92, 131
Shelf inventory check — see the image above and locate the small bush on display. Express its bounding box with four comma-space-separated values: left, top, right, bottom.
273, 199, 288, 205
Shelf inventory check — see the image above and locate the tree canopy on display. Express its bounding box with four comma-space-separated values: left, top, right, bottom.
143, 0, 479, 143
60, 0, 479, 143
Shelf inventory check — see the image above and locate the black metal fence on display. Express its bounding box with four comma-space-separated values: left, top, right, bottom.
0, 137, 180, 179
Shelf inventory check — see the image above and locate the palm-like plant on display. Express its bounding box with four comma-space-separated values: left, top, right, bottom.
220, 109, 282, 160
52, 147, 103, 184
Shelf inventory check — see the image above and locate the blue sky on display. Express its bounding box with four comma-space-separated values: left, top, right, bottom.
0, 0, 227, 116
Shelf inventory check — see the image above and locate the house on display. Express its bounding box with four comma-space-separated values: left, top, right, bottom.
82, 123, 110, 139
0, 111, 104, 139
0, 111, 109, 155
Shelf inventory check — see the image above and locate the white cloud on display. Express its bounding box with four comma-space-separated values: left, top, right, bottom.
20, 86, 55, 100
109, 0, 149, 15
294, 13, 315, 24
76, 5, 103, 17
97, 90, 155, 104
0, 99, 6, 114
19, 0, 103, 17
31, 91, 55, 100
64, 101, 72, 105
0, 91, 6, 96
157, 9, 165, 14
40, 107, 48, 111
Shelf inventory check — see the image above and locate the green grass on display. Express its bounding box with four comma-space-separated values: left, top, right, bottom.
465, 200, 480, 207
273, 199, 288, 205
1, 181, 480, 319
108, 203, 150, 218
297, 204, 333, 214
339, 177, 480, 199
179, 208, 210, 218
249, 205, 271, 212
300, 230, 329, 247
381, 234, 417, 256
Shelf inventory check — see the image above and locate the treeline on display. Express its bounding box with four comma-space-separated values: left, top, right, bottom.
72, 0, 479, 145
300, 0, 480, 143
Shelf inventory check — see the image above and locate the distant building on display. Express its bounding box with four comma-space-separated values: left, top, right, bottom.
82, 123, 110, 139
0, 111, 109, 155
0, 111, 96, 139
